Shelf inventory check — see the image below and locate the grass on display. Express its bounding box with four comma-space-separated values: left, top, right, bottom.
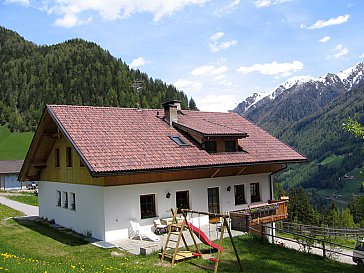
0, 205, 361, 273
0, 125, 33, 160
307, 166, 364, 209
6, 193, 38, 206
0, 204, 25, 219
319, 155, 345, 169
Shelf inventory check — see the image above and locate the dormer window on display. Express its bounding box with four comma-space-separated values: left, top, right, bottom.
225, 140, 236, 152
205, 141, 217, 153
170, 136, 189, 146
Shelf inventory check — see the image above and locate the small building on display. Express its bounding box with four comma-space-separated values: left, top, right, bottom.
0, 160, 25, 190
19, 101, 305, 242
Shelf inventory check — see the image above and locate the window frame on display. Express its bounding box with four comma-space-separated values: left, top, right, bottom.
234, 184, 246, 205
170, 136, 189, 146
63, 191, 68, 208
205, 141, 217, 153
250, 182, 261, 203
224, 140, 236, 152
140, 194, 156, 219
55, 148, 60, 167
176, 190, 190, 213
56, 190, 61, 207
66, 147, 73, 168
69, 192, 76, 210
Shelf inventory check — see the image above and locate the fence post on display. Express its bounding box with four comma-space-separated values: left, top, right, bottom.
322, 241, 326, 258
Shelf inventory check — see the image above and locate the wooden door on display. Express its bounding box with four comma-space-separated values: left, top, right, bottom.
208, 187, 220, 223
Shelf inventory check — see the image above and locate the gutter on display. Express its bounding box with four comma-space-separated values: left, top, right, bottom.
91, 159, 305, 177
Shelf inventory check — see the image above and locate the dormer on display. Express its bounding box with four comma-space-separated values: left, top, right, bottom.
162, 100, 248, 153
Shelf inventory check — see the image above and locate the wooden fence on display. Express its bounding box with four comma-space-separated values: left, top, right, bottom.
277, 221, 364, 238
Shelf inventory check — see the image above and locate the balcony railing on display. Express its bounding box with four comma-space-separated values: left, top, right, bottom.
230, 199, 288, 232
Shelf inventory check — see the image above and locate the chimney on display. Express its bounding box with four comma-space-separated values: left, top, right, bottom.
162, 100, 181, 127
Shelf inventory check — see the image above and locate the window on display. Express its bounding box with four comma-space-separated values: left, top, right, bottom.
70, 192, 76, 210
63, 191, 68, 208
205, 141, 217, 153
250, 183, 260, 203
234, 184, 246, 205
56, 190, 61, 207
225, 141, 236, 152
55, 148, 60, 167
170, 136, 189, 146
140, 194, 156, 219
176, 190, 190, 213
66, 147, 72, 167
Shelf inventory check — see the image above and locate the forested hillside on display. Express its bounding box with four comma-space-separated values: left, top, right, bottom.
232, 64, 364, 192
0, 26, 196, 132
276, 84, 364, 189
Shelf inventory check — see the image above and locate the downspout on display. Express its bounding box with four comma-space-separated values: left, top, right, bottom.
268, 163, 287, 244
269, 163, 287, 200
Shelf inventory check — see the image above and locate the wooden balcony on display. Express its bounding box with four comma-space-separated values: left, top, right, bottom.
230, 199, 288, 232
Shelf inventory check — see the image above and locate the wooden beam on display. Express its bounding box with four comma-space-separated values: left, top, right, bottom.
210, 168, 220, 178
236, 166, 247, 176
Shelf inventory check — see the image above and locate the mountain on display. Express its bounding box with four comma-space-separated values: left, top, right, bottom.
233, 63, 364, 118
231, 63, 364, 191
0, 26, 197, 132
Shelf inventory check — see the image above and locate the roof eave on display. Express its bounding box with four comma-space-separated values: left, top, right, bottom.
90, 158, 307, 177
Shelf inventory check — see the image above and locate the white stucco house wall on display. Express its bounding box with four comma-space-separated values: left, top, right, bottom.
19, 101, 305, 242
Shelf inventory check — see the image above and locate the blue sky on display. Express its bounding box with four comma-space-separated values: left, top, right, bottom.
1, 0, 363, 112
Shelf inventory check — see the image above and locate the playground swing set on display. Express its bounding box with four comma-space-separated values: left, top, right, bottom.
160, 208, 243, 273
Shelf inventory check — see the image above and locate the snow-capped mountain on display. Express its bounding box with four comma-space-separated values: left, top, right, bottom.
232, 62, 364, 115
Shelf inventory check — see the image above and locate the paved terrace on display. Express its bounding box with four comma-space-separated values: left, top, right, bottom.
110, 223, 247, 255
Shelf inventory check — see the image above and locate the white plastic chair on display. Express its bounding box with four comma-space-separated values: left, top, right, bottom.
128, 221, 160, 242
152, 219, 168, 234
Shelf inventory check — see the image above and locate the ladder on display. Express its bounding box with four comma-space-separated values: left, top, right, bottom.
160, 208, 200, 265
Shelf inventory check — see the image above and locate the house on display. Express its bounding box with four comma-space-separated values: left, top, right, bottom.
19, 101, 305, 242
0, 160, 25, 190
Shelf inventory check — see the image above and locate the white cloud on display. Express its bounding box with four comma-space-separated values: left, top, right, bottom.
5, 0, 29, 6
208, 32, 237, 53
197, 94, 238, 112
174, 79, 203, 92
319, 36, 330, 43
39, 0, 210, 28
214, 0, 240, 16
191, 65, 227, 76
359, 53, 364, 58
129, 57, 150, 69
333, 44, 348, 59
209, 32, 224, 41
254, 0, 291, 8
237, 61, 304, 77
303, 14, 350, 30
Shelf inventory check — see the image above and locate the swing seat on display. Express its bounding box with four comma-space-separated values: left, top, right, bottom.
192, 252, 202, 257
209, 257, 220, 263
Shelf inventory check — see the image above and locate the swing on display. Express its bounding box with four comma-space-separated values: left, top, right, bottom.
207, 214, 221, 263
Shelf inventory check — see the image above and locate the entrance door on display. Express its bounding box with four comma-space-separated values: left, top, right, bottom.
208, 187, 220, 223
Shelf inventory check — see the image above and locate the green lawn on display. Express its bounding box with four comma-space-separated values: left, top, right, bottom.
6, 193, 38, 206
0, 207, 361, 273
0, 125, 33, 160
0, 204, 25, 219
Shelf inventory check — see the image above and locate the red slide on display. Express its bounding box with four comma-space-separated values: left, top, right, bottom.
187, 222, 224, 252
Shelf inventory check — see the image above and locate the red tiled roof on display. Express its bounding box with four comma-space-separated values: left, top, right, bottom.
176, 112, 247, 136
47, 105, 306, 174
0, 160, 24, 174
